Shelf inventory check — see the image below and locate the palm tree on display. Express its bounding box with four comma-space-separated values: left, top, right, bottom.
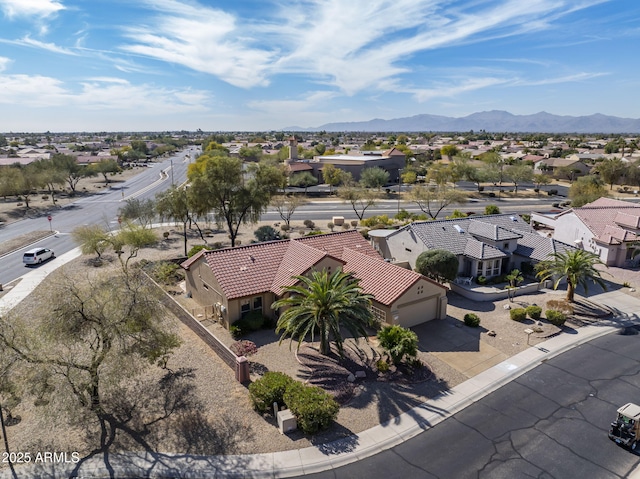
535, 250, 607, 302
272, 269, 374, 356
506, 269, 524, 302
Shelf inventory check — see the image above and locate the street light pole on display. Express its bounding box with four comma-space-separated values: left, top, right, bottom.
170, 159, 174, 185
397, 169, 403, 215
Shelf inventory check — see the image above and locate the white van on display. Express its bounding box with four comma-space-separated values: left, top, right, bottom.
23, 248, 55, 265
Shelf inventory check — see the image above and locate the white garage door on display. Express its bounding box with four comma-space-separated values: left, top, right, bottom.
398, 296, 438, 328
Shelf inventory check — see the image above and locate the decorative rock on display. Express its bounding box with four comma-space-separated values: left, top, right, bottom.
503, 304, 511, 310
487, 330, 497, 337
630, 288, 636, 292
347, 373, 356, 383
536, 321, 543, 327
355, 370, 366, 378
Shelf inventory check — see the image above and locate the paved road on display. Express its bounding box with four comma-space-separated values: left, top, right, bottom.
0, 148, 198, 285
301, 331, 640, 479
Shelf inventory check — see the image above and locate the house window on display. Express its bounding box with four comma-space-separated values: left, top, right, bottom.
503, 242, 509, 250
253, 296, 263, 311
240, 300, 251, 317
417, 285, 424, 295
477, 261, 483, 275
491, 260, 500, 276
370, 305, 386, 323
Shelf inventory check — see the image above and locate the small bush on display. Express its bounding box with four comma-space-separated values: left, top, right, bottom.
280, 224, 290, 232
463, 313, 480, 327
234, 310, 265, 334
229, 325, 242, 340
526, 305, 542, 320
248, 371, 294, 414
231, 340, 258, 357
211, 242, 224, 250
548, 189, 558, 196
552, 202, 560, 208
305, 230, 324, 236
327, 222, 335, 231
510, 308, 527, 322
376, 359, 390, 373
341, 223, 350, 230
546, 299, 574, 315
283, 382, 339, 434
377, 325, 418, 365
546, 309, 567, 326
477, 275, 487, 285
150, 261, 184, 285
359, 228, 370, 239
350, 220, 358, 228
303, 219, 316, 229
187, 244, 208, 257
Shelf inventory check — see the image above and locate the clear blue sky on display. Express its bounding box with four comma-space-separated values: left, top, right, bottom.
0, 0, 638, 132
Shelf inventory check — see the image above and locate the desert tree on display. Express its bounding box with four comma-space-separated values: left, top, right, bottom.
338, 185, 378, 221
270, 195, 308, 228
119, 198, 156, 228
410, 184, 467, 220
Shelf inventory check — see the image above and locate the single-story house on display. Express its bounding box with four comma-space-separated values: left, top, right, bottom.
530, 197, 640, 267
370, 214, 575, 279
181, 230, 448, 329
533, 157, 591, 178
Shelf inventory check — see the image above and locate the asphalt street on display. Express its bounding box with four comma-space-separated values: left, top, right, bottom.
299, 330, 640, 479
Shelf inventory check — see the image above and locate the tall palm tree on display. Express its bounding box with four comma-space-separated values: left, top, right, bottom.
535, 250, 607, 302
272, 269, 373, 356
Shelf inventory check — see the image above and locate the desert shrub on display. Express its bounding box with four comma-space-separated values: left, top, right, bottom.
211, 242, 224, 250
510, 308, 527, 322
229, 325, 242, 340
233, 310, 265, 334
254, 225, 280, 242
463, 313, 480, 327
280, 224, 291, 232
230, 340, 258, 357
361, 215, 394, 228
350, 220, 358, 228
359, 228, 370, 239
377, 325, 418, 365
415, 249, 459, 283
376, 359, 390, 373
552, 202, 560, 208
283, 382, 339, 434
303, 219, 316, 229
548, 189, 558, 196
187, 244, 208, 257
327, 222, 335, 231
248, 372, 294, 414
476, 275, 487, 285
341, 223, 350, 230
526, 305, 542, 320
545, 310, 567, 326
546, 299, 574, 315
150, 261, 184, 285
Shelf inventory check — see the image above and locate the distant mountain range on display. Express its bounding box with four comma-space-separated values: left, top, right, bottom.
285, 111, 640, 134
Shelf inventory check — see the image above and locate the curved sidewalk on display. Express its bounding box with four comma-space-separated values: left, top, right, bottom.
2, 255, 639, 478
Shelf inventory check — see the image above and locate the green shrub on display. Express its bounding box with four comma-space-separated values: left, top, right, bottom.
283, 382, 339, 434
463, 313, 480, 327
377, 325, 418, 365
361, 215, 394, 228
526, 305, 542, 320
229, 325, 242, 339
303, 219, 316, 229
376, 359, 390, 373
187, 244, 208, 257
150, 261, 184, 285
248, 372, 295, 414
546, 309, 567, 326
510, 308, 527, 322
477, 275, 487, 285
233, 310, 265, 334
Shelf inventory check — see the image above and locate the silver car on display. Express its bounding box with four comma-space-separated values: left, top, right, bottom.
23, 248, 55, 265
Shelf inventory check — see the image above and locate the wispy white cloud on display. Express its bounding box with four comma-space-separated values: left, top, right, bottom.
405, 77, 509, 102
120, 0, 275, 88
515, 72, 609, 86
0, 73, 210, 113
0, 0, 65, 19
14, 35, 77, 55
0, 56, 10, 72
118, 0, 608, 97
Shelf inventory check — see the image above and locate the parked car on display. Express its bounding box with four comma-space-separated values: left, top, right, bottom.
23, 248, 55, 265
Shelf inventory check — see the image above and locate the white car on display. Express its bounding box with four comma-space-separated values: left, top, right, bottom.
23, 248, 55, 265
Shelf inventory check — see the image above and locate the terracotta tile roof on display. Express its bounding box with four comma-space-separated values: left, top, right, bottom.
596, 225, 639, 245
570, 199, 640, 237
200, 241, 290, 299
287, 162, 314, 172
181, 230, 395, 301
614, 211, 640, 229
271, 241, 336, 295
341, 248, 426, 306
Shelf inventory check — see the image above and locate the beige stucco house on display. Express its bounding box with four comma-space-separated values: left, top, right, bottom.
181, 230, 447, 329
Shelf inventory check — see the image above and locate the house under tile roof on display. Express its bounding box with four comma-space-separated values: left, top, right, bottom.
561, 197, 640, 242
182, 230, 442, 302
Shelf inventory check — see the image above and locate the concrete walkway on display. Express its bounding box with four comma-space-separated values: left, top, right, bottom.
2, 256, 640, 478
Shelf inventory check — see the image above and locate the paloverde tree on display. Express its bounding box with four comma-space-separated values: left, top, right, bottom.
32, 159, 66, 205
52, 153, 94, 195
359, 166, 390, 190
273, 269, 373, 356
88, 158, 121, 185
410, 184, 467, 220
322, 164, 343, 195
119, 198, 156, 228
156, 186, 191, 256
289, 171, 318, 193
415, 249, 459, 283
338, 185, 378, 220
535, 249, 607, 302
72, 225, 110, 261
0, 270, 182, 456
505, 163, 534, 194
188, 155, 280, 247
569, 175, 608, 207
270, 195, 308, 228
595, 157, 627, 190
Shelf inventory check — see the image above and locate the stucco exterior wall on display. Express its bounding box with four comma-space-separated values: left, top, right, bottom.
389, 277, 447, 327
384, 230, 428, 267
